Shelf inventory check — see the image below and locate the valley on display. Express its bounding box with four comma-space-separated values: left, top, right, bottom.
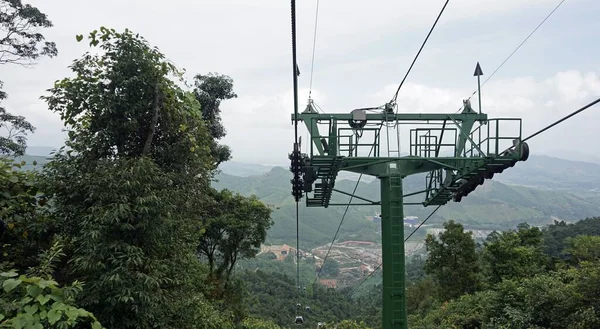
14, 151, 600, 288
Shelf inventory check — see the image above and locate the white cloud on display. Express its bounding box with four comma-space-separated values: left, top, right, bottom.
1, 0, 597, 165
218, 68, 600, 164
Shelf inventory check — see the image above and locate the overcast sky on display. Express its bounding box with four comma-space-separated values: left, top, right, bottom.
2, 0, 599, 165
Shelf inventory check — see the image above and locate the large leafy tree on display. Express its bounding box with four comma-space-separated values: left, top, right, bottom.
424, 220, 480, 301
0, 0, 57, 156
198, 189, 273, 287
0, 158, 52, 272
481, 223, 548, 285
193, 73, 237, 166
40, 27, 225, 329
0, 99, 35, 156
0, 0, 58, 66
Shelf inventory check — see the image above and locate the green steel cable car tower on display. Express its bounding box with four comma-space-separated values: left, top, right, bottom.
288, 67, 530, 329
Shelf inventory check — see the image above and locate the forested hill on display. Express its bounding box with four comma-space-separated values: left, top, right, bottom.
212, 159, 600, 248
15, 152, 600, 248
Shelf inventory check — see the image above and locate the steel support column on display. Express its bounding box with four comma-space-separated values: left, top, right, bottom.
380, 175, 407, 329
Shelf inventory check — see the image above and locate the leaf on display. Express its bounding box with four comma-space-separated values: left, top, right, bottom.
12, 316, 23, 329
92, 321, 102, 329
24, 304, 38, 314
25, 323, 43, 329
3, 278, 22, 292
39, 309, 47, 319
47, 309, 61, 325
27, 284, 43, 298
36, 294, 51, 305
0, 314, 4, 321
1, 271, 18, 278
9, 175, 18, 183
76, 34, 83, 42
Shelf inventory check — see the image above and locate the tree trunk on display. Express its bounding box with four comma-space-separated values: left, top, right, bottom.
142, 83, 160, 156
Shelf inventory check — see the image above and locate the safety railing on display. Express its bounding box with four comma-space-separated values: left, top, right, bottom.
409, 128, 457, 157
463, 118, 522, 157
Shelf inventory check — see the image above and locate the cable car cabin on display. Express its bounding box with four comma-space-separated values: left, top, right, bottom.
317, 322, 325, 328
295, 316, 304, 325
296, 303, 302, 308
305, 306, 311, 312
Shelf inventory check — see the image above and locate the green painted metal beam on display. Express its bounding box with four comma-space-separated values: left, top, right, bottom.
292, 112, 487, 122
380, 176, 407, 328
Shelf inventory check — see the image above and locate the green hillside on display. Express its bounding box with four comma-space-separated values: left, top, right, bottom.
12, 153, 600, 248
493, 154, 600, 195
213, 166, 600, 249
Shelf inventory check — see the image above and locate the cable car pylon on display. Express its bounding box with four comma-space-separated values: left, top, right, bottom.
289, 63, 529, 329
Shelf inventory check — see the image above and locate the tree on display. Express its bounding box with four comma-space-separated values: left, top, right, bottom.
40, 27, 222, 329
319, 259, 340, 278
0, 95, 35, 156
424, 220, 480, 301
0, 0, 57, 156
198, 189, 273, 286
193, 73, 237, 166
481, 224, 548, 285
565, 235, 600, 264
0, 157, 51, 272
322, 320, 372, 329
0, 0, 58, 66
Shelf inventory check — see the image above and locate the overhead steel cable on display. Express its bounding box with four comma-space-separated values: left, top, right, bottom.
290, 0, 302, 306
404, 205, 442, 242
391, 0, 451, 105
321, 0, 452, 271
308, 0, 320, 98
314, 156, 372, 281
456, 0, 567, 113
521, 96, 600, 143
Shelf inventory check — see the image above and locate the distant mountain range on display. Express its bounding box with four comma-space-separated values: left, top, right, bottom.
211, 155, 600, 248
13, 148, 600, 248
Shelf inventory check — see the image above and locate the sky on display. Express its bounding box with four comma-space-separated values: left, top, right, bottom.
2, 0, 600, 166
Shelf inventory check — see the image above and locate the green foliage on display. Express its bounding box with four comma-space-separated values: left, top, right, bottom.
0, 159, 51, 272
543, 217, 600, 259
0, 107, 35, 157
320, 319, 373, 329
43, 27, 214, 175
0, 0, 58, 66
0, 270, 102, 329
0, 0, 57, 156
424, 220, 480, 301
411, 263, 600, 328
37, 27, 227, 329
318, 259, 340, 279
565, 235, 600, 264
240, 270, 379, 328
408, 219, 600, 328
193, 73, 237, 166
239, 317, 281, 329
199, 188, 273, 286
406, 276, 437, 315
44, 157, 207, 328
481, 223, 548, 285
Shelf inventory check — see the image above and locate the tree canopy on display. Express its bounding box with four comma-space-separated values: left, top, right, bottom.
0, 0, 56, 156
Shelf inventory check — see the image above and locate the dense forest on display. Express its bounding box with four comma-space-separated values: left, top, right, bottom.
3, 1, 600, 329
